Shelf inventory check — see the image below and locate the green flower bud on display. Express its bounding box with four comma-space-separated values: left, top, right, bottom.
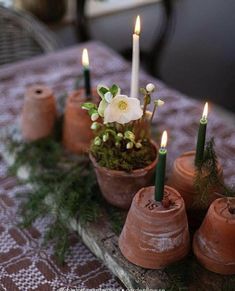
91, 112, 99, 121
94, 136, 101, 146
154, 99, 165, 107
103, 133, 109, 142
124, 131, 135, 142
91, 122, 99, 130
115, 141, 120, 148
146, 83, 155, 93
135, 142, 142, 149
117, 132, 123, 138
126, 142, 134, 149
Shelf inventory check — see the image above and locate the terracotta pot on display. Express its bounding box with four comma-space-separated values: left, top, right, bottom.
119, 185, 190, 269
89, 142, 158, 209
21, 84, 57, 141
168, 151, 223, 210
193, 197, 235, 275
63, 89, 98, 154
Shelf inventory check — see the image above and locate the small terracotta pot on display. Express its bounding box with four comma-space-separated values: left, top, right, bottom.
119, 185, 190, 269
21, 84, 57, 141
63, 88, 98, 154
193, 197, 235, 275
89, 142, 158, 209
168, 151, 223, 210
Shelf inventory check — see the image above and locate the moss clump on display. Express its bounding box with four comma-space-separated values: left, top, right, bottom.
91, 139, 156, 172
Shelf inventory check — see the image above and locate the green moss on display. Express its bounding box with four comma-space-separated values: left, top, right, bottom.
91, 139, 156, 172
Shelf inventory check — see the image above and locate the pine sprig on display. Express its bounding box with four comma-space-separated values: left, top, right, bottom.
4, 127, 125, 263
194, 138, 235, 208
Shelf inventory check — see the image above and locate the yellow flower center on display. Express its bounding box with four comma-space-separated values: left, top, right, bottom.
118, 100, 128, 111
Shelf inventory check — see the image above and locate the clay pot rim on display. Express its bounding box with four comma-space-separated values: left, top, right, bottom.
89, 140, 158, 177
208, 197, 235, 223
174, 150, 223, 178
135, 185, 184, 216
25, 84, 53, 100
67, 88, 99, 106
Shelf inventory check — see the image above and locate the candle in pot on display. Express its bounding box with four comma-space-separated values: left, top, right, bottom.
155, 130, 168, 202
82, 48, 91, 99
130, 15, 141, 99
195, 102, 208, 166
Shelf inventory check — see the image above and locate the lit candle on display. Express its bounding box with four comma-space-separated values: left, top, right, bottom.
82, 48, 91, 99
130, 15, 141, 99
155, 130, 168, 202
195, 102, 208, 166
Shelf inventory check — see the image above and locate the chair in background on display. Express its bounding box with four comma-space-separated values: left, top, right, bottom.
0, 5, 61, 66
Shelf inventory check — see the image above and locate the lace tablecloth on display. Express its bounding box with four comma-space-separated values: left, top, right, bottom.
0, 41, 234, 291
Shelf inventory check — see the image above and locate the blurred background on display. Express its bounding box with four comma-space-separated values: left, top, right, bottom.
0, 0, 235, 113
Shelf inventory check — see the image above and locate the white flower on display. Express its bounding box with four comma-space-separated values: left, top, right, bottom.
146, 83, 155, 93
104, 92, 113, 103
91, 112, 99, 121
154, 99, 165, 107
104, 95, 143, 124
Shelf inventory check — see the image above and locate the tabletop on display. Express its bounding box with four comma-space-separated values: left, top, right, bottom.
0, 41, 234, 291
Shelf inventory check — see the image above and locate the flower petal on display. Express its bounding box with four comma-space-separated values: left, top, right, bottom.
98, 99, 108, 117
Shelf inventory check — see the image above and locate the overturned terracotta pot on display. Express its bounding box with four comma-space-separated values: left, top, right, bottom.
119, 185, 190, 269
21, 84, 57, 141
193, 197, 235, 275
89, 142, 158, 209
63, 88, 98, 154
168, 151, 223, 210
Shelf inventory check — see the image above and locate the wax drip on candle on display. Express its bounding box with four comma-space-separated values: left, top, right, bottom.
195, 102, 208, 166
82, 48, 91, 99
155, 130, 168, 202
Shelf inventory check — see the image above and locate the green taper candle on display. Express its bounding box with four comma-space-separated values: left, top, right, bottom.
155, 130, 168, 202
82, 48, 91, 99
195, 102, 208, 166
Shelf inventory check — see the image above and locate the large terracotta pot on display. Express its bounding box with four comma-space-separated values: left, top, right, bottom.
119, 185, 190, 269
168, 151, 223, 210
63, 89, 98, 154
193, 197, 235, 275
89, 142, 158, 209
21, 84, 57, 141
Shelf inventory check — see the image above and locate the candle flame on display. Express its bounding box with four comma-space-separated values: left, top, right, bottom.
134, 15, 141, 35
82, 48, 89, 67
202, 102, 208, 119
161, 130, 168, 148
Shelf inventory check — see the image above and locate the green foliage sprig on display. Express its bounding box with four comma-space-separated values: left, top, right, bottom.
194, 138, 235, 208
4, 127, 125, 263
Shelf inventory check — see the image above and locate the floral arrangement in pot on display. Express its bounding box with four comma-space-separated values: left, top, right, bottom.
82, 83, 164, 209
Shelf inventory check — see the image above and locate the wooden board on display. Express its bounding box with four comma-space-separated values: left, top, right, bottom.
1, 125, 235, 290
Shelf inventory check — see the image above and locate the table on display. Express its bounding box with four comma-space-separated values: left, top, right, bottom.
0, 41, 234, 291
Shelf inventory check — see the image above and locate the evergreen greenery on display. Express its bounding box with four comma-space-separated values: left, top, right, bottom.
193, 138, 235, 208
4, 126, 124, 263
